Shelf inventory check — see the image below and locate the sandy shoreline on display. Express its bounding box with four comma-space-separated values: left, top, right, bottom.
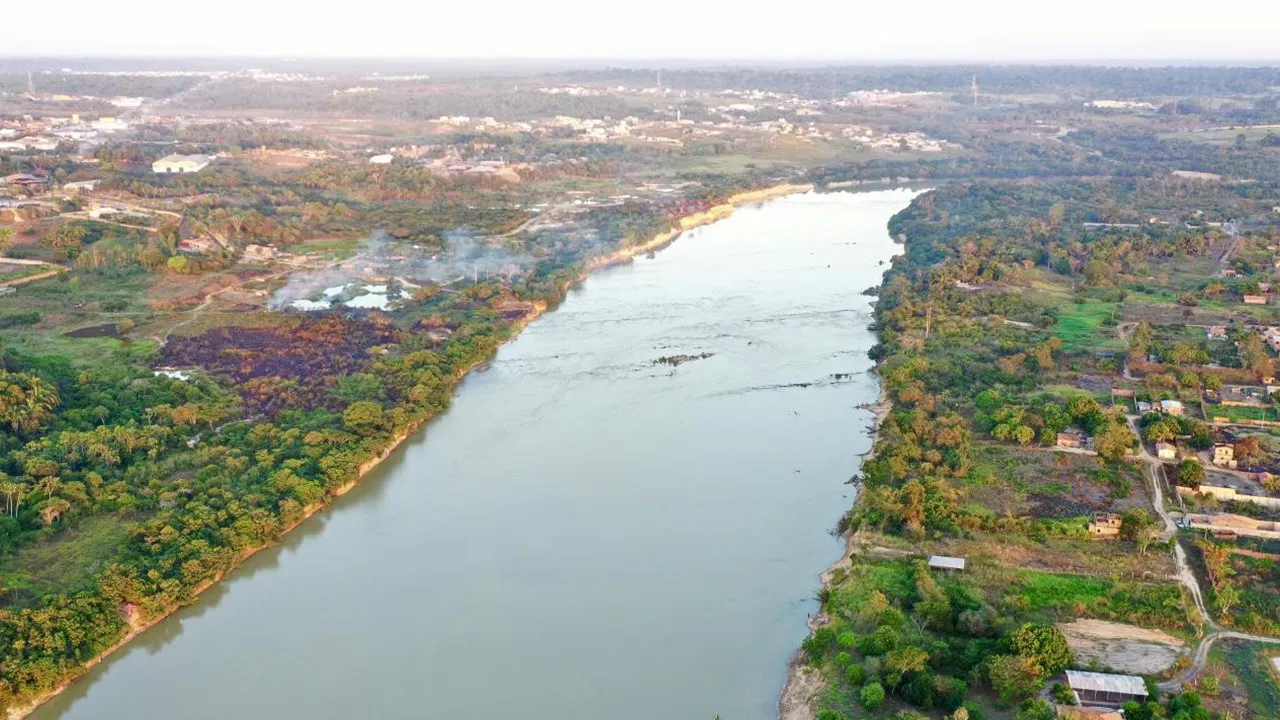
776, 317, 894, 720
10, 182, 814, 720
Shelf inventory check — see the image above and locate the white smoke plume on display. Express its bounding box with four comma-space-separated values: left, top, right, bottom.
267, 229, 537, 310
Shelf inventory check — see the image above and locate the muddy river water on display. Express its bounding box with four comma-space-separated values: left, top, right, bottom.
32, 188, 919, 720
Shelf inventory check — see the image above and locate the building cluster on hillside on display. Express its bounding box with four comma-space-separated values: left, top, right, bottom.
1086, 100, 1158, 111
0, 112, 132, 152
421, 110, 956, 151
841, 90, 938, 107
332, 86, 379, 96
536, 85, 608, 96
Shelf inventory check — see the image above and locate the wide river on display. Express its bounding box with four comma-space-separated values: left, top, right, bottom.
32, 188, 919, 720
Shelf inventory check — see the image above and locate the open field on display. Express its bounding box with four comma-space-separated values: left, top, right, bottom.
964, 444, 1147, 518
1200, 640, 1280, 720
0, 516, 133, 607
1059, 619, 1188, 674
1209, 404, 1280, 424
1052, 300, 1122, 351
1158, 126, 1280, 146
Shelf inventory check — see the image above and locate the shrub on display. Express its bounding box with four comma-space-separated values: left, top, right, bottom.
936, 676, 968, 711
1011, 623, 1073, 675
803, 626, 838, 663
0, 310, 41, 328
858, 625, 899, 656
836, 651, 854, 669
860, 682, 886, 710
1016, 699, 1055, 720
1196, 675, 1219, 696
1051, 682, 1075, 705
902, 671, 937, 709
846, 664, 866, 686
987, 654, 1044, 701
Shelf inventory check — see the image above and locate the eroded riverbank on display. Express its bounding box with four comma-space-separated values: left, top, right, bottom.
29, 188, 917, 720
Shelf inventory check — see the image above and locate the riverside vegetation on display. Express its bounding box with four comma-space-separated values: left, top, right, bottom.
4, 62, 1280, 716
794, 172, 1280, 720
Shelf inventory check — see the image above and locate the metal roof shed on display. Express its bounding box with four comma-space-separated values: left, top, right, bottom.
1066, 670, 1148, 707
927, 555, 966, 571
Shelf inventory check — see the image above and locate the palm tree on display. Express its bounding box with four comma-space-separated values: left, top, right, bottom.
0, 481, 17, 516
0, 371, 59, 433
38, 498, 70, 526
35, 476, 62, 499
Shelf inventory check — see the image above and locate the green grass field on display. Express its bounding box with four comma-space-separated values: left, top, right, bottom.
1209, 404, 1280, 424
1217, 640, 1280, 720
1053, 300, 1121, 352
0, 515, 134, 606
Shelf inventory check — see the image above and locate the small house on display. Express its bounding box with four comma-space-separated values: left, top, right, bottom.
369, 154, 394, 164
1212, 444, 1236, 468
152, 154, 211, 174
62, 179, 100, 193
1206, 326, 1228, 340
1056, 429, 1087, 449
1, 173, 50, 188
178, 237, 218, 254
1156, 442, 1177, 460
927, 555, 966, 572
1160, 400, 1184, 416
242, 244, 278, 262
1136, 401, 1153, 414
1243, 294, 1270, 305
1087, 512, 1122, 538
1065, 670, 1148, 707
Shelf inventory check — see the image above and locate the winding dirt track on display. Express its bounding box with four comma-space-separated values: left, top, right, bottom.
1116, 327, 1280, 690
1158, 631, 1280, 691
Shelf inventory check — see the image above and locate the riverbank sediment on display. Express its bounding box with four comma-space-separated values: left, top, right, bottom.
10, 182, 814, 720
776, 300, 895, 720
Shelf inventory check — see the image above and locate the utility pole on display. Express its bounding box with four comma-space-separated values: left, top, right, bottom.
26, 71, 35, 97
970, 73, 978, 108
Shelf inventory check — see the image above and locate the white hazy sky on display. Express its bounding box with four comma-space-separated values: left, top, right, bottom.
3, 0, 1279, 60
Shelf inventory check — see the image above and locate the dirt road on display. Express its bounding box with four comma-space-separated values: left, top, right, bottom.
1159, 631, 1280, 691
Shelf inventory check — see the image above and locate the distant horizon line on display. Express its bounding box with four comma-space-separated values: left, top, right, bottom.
1, 55, 1279, 68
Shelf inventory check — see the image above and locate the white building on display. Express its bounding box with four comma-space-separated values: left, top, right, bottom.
369, 154, 393, 164
927, 555, 966, 571
152, 154, 211, 174
92, 117, 129, 132
62, 179, 100, 193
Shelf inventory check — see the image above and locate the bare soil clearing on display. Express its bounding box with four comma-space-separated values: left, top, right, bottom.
1060, 619, 1188, 675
